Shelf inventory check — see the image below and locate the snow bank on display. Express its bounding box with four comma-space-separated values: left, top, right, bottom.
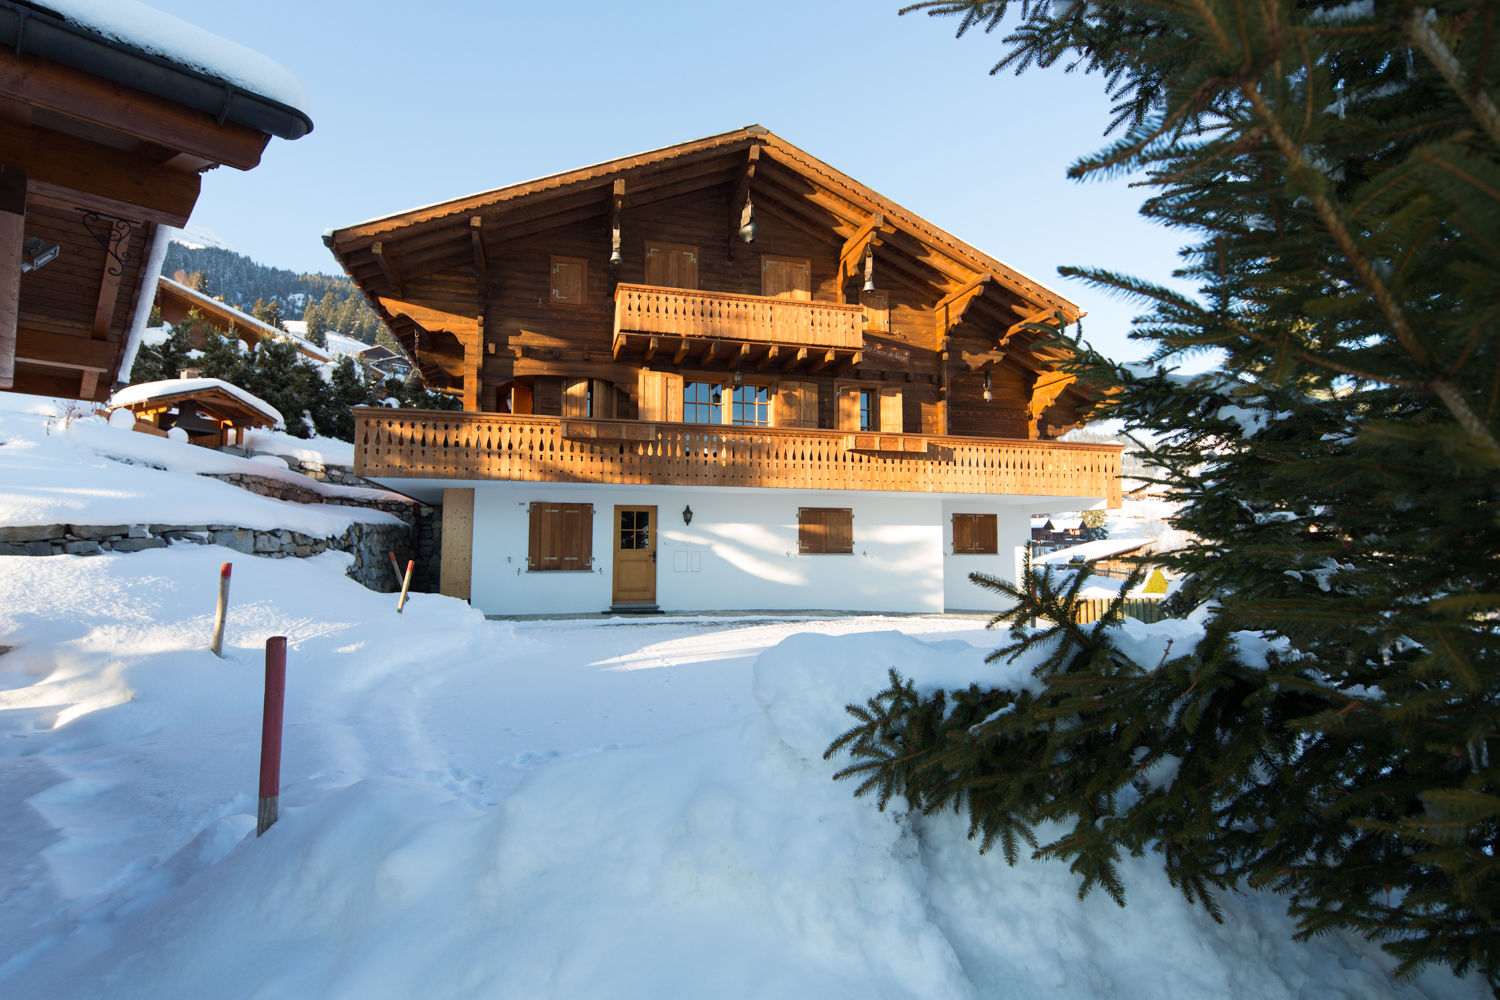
0, 399, 400, 532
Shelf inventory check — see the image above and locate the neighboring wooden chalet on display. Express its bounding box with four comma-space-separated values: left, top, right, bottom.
155, 276, 331, 364
0, 0, 311, 402
327, 127, 1122, 614
357, 344, 413, 382
109, 377, 282, 448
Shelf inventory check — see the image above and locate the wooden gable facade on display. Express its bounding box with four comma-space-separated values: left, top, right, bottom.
327, 126, 1097, 445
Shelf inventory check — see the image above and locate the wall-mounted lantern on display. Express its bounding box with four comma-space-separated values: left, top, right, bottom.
682, 505, 694, 526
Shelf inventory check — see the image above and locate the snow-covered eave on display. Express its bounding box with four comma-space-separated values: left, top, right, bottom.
1, 1, 313, 140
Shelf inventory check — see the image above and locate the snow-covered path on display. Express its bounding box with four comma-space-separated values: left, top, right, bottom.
0, 546, 1485, 998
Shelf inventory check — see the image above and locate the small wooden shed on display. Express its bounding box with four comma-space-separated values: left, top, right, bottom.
109, 377, 282, 448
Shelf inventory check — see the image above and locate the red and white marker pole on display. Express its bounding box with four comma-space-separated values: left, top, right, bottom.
210, 562, 232, 657
256, 635, 287, 837
396, 559, 415, 614
387, 551, 404, 588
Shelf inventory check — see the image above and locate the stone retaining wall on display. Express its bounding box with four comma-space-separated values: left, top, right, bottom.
0, 520, 414, 592
201, 471, 418, 522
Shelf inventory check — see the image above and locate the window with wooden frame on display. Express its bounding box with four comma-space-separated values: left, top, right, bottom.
731, 384, 770, 426
683, 381, 723, 423
952, 513, 999, 555
549, 255, 588, 308
528, 501, 594, 571
798, 507, 853, 554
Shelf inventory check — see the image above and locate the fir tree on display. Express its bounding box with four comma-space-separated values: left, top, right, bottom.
1079, 509, 1108, 542
827, 0, 1500, 987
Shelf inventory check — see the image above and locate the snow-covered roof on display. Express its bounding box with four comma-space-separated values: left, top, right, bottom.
109, 377, 284, 428
31, 0, 311, 117
1037, 537, 1151, 565
158, 277, 332, 363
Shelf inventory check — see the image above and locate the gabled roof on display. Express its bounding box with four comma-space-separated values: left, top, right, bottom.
325, 126, 1084, 383
109, 376, 283, 427
155, 277, 331, 363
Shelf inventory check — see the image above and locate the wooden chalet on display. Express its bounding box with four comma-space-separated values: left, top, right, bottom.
155, 276, 331, 364
0, 0, 311, 402
327, 126, 1122, 615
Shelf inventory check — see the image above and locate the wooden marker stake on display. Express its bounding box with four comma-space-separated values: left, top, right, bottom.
396, 559, 415, 613
257, 635, 287, 837
210, 562, 232, 657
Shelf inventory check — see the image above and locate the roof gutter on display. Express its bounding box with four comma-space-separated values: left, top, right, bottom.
0, 1, 313, 140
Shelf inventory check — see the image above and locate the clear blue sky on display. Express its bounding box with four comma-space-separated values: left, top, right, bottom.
146, 0, 1189, 364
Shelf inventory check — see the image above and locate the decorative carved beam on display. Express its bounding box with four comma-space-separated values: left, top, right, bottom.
781, 347, 808, 372
730, 342, 750, 370
755, 345, 780, 372
1004, 306, 1056, 344
838, 212, 889, 281
1027, 370, 1077, 438
672, 338, 691, 365
371, 243, 406, 298
699, 339, 720, 366
87, 215, 134, 338
644, 335, 660, 362
809, 348, 836, 373
936, 274, 993, 333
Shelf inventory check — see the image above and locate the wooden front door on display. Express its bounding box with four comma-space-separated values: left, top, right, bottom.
612, 505, 657, 606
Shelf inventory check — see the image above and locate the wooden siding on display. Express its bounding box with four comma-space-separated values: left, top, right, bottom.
353, 408, 1122, 506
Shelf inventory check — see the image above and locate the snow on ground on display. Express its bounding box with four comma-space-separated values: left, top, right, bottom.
0, 396, 400, 534
0, 392, 1484, 998
0, 550, 1482, 999
240, 427, 355, 468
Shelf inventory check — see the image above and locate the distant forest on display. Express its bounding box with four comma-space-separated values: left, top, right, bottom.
162, 243, 387, 345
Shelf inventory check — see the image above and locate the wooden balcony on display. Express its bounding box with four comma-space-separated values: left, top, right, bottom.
612, 283, 863, 371
353, 409, 1123, 506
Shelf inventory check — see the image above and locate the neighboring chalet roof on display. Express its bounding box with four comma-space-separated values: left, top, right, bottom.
0, 0, 311, 403
324, 125, 1087, 393
1037, 537, 1149, 565
109, 376, 284, 428
155, 276, 331, 363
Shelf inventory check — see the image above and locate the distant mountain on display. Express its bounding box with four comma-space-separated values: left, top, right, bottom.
162, 240, 387, 345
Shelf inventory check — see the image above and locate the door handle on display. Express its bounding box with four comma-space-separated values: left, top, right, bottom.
651, 550, 656, 563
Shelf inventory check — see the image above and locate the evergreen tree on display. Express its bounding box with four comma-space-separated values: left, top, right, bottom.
829, 0, 1500, 987
1079, 509, 1108, 542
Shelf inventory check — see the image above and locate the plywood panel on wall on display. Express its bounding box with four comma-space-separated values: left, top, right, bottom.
440, 487, 475, 602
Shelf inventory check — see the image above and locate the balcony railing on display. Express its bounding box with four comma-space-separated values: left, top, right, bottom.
614, 283, 863, 350
353, 409, 1123, 506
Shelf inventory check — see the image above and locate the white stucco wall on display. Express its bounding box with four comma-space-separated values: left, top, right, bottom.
468, 484, 958, 616
940, 502, 1034, 613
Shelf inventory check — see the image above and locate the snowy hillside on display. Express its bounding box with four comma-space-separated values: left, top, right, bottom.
0, 396, 1483, 999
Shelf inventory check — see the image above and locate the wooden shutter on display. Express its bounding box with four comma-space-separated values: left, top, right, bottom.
762, 256, 812, 301
799, 508, 853, 554
773, 380, 818, 428
637, 371, 683, 421
529, 502, 594, 570
836, 385, 861, 430
861, 290, 888, 331
645, 242, 698, 289
563, 378, 589, 418
550, 255, 587, 307
953, 513, 998, 554
591, 379, 615, 419
879, 387, 903, 433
